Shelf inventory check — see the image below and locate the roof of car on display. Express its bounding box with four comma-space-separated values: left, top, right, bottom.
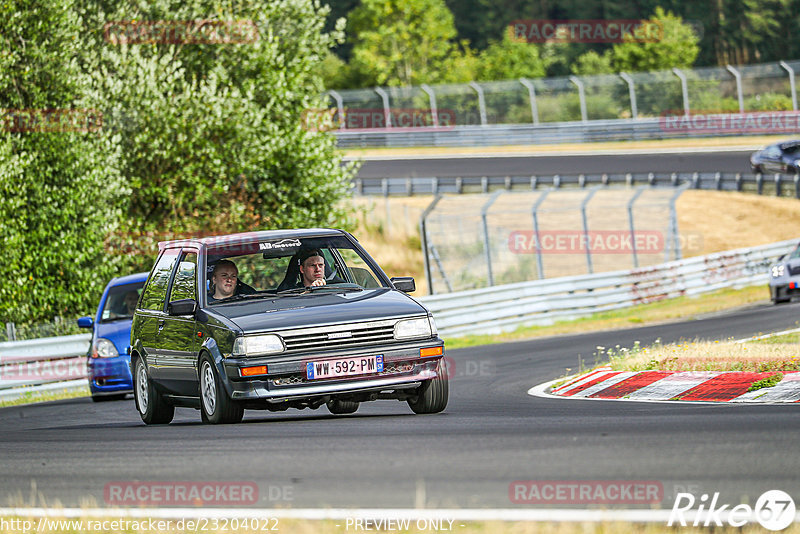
158, 228, 346, 250
108, 271, 150, 286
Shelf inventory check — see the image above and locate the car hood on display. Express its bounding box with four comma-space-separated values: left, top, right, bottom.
94, 319, 133, 355
206, 288, 428, 333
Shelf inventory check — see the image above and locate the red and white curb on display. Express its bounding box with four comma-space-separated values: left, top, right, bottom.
531, 367, 800, 403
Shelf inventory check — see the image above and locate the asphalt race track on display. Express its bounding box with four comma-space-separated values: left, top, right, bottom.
2, 300, 798, 511
355, 150, 753, 178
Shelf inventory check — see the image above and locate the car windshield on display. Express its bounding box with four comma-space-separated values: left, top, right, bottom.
204, 235, 387, 304
100, 281, 145, 322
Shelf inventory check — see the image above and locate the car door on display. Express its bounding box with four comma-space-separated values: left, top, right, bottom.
136, 249, 180, 386
158, 249, 201, 396
762, 146, 783, 172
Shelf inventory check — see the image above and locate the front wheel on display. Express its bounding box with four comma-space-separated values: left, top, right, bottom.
407, 359, 449, 414
133, 358, 174, 424
199, 356, 244, 424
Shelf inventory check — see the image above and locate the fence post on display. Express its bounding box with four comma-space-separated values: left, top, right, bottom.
668, 185, 689, 261
469, 82, 488, 126
569, 76, 588, 123
481, 191, 503, 287
725, 65, 744, 113
519, 78, 540, 125
374, 87, 392, 128
780, 61, 798, 111
420, 195, 443, 295
580, 187, 600, 274
619, 72, 638, 119
420, 84, 439, 127
6, 322, 16, 342
672, 68, 690, 116
628, 187, 646, 268
327, 90, 346, 130
531, 190, 551, 279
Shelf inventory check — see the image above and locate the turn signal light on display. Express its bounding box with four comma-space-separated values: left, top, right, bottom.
240, 365, 268, 377
420, 346, 443, 358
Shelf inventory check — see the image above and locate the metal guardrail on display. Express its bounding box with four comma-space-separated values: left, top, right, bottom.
0, 238, 793, 400
0, 334, 90, 401
418, 239, 795, 337
353, 172, 800, 198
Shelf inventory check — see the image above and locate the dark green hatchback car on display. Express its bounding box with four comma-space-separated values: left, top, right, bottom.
130, 228, 447, 424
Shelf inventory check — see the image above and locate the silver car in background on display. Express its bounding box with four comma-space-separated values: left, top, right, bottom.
770, 242, 800, 304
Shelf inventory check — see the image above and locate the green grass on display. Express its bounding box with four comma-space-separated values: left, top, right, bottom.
750, 331, 800, 344
444, 284, 769, 350
0, 386, 90, 408
748, 372, 785, 392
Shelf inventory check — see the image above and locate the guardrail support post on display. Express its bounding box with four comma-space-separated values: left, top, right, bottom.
374, 87, 392, 128
672, 68, 690, 116
780, 61, 798, 111
668, 185, 688, 261
481, 191, 503, 287
327, 90, 346, 130
420, 195, 443, 295
420, 84, 439, 127
756, 173, 764, 194
580, 187, 601, 274
775, 173, 783, 197
735, 173, 742, 191
627, 187, 646, 268
530, 175, 537, 190
726, 65, 745, 113
569, 76, 588, 123
795, 175, 800, 199
519, 78, 540, 125
531, 190, 551, 279
619, 72, 638, 119
469, 82, 488, 126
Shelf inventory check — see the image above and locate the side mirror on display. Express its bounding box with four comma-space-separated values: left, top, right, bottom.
168, 298, 197, 316
77, 316, 94, 329
391, 277, 416, 293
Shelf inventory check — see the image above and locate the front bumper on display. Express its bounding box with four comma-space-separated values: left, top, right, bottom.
88, 355, 133, 394
221, 341, 443, 402
770, 277, 800, 301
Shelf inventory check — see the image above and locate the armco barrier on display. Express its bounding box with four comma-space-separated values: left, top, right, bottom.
0, 238, 793, 401
418, 239, 795, 337
0, 334, 90, 401
353, 172, 800, 198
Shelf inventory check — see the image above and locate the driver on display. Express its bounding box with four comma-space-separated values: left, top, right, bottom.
208, 260, 246, 303
298, 249, 327, 288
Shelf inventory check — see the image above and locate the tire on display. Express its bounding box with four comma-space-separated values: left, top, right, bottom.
773, 297, 791, 304
752, 165, 762, 174
133, 358, 174, 424
91, 393, 127, 402
326, 399, 359, 414
407, 359, 449, 414
199, 355, 244, 424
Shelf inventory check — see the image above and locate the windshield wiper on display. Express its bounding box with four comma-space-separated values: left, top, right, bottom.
277, 284, 363, 295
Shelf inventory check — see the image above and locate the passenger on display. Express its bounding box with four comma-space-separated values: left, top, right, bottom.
111, 290, 139, 318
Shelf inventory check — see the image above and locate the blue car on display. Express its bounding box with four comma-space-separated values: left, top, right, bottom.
77, 272, 149, 401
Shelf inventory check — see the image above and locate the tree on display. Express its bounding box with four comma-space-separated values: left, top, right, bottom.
610, 7, 700, 73
0, 0, 123, 324
80, 0, 358, 259
347, 0, 471, 87
475, 31, 546, 81
571, 50, 614, 76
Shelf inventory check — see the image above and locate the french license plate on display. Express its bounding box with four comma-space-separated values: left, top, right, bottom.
306, 355, 384, 380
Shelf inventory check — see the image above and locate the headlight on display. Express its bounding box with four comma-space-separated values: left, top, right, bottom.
92, 338, 119, 358
772, 265, 785, 278
394, 318, 433, 340
428, 315, 438, 337
233, 334, 285, 356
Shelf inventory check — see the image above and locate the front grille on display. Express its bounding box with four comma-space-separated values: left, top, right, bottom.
271, 362, 415, 387
276, 319, 405, 353
789, 265, 800, 276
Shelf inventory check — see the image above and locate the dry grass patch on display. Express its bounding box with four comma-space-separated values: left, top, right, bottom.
677, 190, 800, 257
603, 339, 800, 373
